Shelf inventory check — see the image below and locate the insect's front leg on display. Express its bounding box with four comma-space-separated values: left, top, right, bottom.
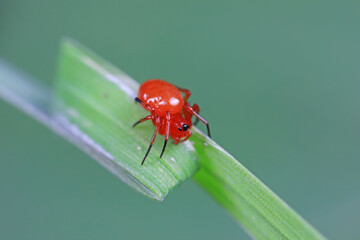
183, 103, 211, 138
183, 102, 199, 124
132, 115, 154, 128
177, 87, 191, 102
179, 134, 191, 143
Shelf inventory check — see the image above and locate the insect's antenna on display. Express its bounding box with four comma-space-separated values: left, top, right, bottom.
141, 125, 159, 165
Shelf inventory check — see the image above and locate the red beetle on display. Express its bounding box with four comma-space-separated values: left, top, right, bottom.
133, 79, 210, 165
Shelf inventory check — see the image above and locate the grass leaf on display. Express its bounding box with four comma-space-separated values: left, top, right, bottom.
192, 131, 325, 239
0, 38, 326, 239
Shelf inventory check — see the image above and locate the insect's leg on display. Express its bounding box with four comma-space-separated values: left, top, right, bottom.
183, 103, 211, 138
179, 134, 191, 142
141, 117, 160, 165
160, 112, 171, 158
191, 104, 200, 126
172, 138, 180, 145
132, 115, 154, 128
183, 102, 196, 120
135, 97, 153, 112
183, 103, 200, 125
177, 87, 191, 102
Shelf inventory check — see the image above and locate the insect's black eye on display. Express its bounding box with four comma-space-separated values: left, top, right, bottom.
182, 124, 189, 131
178, 127, 182, 131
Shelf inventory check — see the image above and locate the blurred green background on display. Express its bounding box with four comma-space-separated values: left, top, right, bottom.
1, 1, 360, 239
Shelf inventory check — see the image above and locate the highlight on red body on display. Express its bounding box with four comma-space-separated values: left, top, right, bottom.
133, 79, 211, 165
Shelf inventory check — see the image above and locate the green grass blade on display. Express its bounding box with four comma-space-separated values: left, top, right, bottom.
0, 38, 326, 239
55, 38, 324, 239
191, 131, 325, 239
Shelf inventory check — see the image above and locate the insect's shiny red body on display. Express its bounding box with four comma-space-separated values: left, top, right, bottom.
134, 79, 210, 165
138, 80, 184, 116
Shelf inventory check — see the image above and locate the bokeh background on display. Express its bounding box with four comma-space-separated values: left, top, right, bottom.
1, 1, 360, 239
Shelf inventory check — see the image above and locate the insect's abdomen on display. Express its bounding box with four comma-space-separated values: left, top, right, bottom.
138, 79, 184, 116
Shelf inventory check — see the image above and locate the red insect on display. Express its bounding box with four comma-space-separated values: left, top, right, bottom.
133, 79, 211, 165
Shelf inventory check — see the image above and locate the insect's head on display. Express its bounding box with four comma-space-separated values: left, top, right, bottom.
170, 114, 192, 140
